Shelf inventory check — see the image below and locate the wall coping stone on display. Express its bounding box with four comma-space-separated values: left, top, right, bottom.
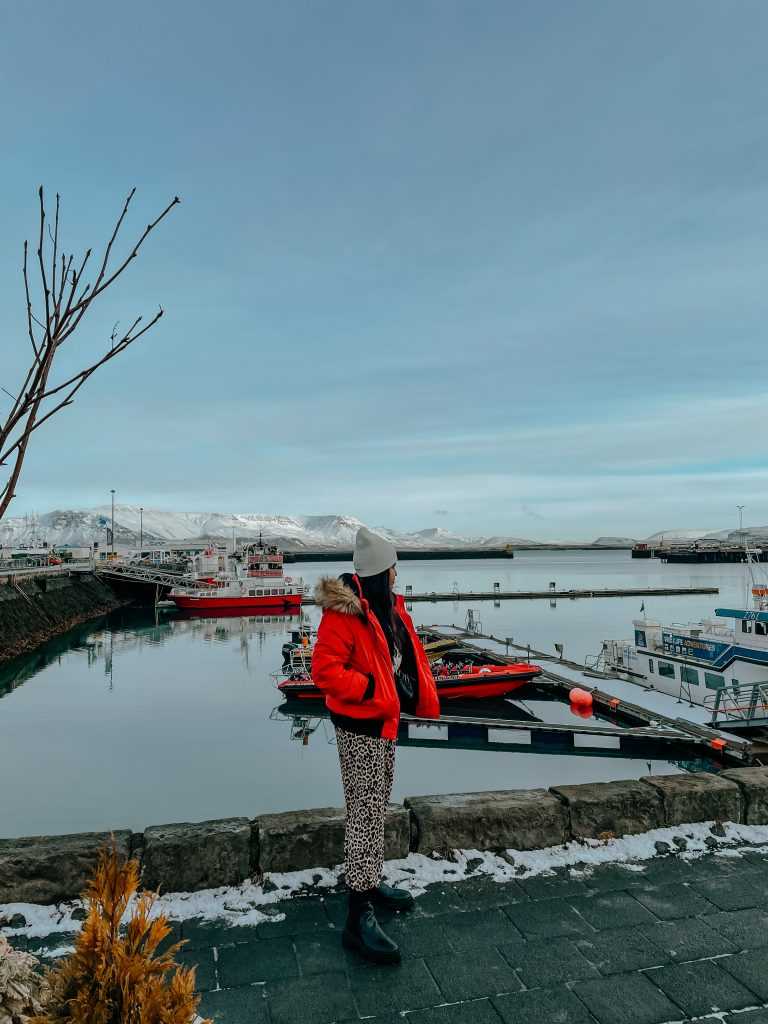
550, 779, 664, 839
405, 789, 568, 853
142, 818, 251, 893
6, 769, 768, 905
721, 766, 768, 825
640, 772, 742, 825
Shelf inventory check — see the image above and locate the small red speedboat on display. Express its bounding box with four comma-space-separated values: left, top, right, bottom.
278, 662, 541, 702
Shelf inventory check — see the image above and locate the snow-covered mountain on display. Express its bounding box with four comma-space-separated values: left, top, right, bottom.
0, 507, 540, 550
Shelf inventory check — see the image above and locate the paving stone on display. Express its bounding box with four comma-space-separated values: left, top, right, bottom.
176, 947, 216, 992
690, 873, 768, 911
569, 891, 657, 931
631, 882, 717, 920
453, 875, 529, 909
394, 997, 502, 1023
648, 959, 757, 1017
267, 971, 357, 1024
319, 892, 348, 928
504, 899, 583, 938
720, 947, 768, 1002
385, 921, 468, 958
494, 986, 594, 1024
198, 984, 270, 1023
703, 907, 768, 950
182, 917, 261, 950
724, 1011, 768, 1024
426, 949, 521, 1001
574, 972, 683, 1024
293, 930, 359, 974
217, 936, 298, 986
575, 863, 647, 893
632, 856, 694, 888
643, 917, 738, 962
255, 898, 331, 937
575, 927, 670, 975
351, 958, 442, 1014
516, 870, 588, 901
501, 936, 599, 987
413, 882, 468, 917
437, 908, 523, 950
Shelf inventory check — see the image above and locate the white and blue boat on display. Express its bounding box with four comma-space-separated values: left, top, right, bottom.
601, 557, 768, 724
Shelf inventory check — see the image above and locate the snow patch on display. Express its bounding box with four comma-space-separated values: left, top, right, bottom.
4, 821, 768, 944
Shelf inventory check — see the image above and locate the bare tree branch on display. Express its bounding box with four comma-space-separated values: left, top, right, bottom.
0, 188, 178, 522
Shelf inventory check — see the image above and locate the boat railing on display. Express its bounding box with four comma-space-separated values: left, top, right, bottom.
707, 681, 768, 725
664, 621, 734, 640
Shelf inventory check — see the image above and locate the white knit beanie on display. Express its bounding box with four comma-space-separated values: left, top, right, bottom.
353, 527, 398, 578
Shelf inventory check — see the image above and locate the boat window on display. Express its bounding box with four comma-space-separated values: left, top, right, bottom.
742, 620, 753, 633
658, 661, 675, 679
279, 589, 285, 595
705, 672, 725, 690
757, 622, 767, 636
272, 588, 278, 596
681, 666, 699, 686
249, 590, 255, 597
257, 589, 263, 596
648, 658, 654, 673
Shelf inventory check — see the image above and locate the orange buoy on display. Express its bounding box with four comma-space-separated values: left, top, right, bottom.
710, 738, 727, 751
569, 687, 593, 707
570, 702, 593, 719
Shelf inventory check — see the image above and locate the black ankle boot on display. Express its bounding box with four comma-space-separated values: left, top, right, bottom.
342, 890, 401, 964
371, 882, 415, 912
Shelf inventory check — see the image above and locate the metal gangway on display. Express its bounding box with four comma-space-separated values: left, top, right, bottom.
92, 562, 217, 590
708, 681, 768, 733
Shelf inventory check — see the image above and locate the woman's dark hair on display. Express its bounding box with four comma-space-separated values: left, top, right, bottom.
359, 568, 396, 654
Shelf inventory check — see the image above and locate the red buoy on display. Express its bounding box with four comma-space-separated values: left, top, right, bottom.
569, 687, 593, 707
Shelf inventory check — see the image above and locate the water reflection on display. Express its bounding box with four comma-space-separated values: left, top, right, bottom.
0, 608, 307, 699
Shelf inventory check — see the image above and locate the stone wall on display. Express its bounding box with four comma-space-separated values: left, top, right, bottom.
0, 572, 129, 664
3, 768, 768, 905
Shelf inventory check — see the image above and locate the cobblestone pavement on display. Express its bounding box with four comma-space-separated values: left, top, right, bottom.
18, 847, 768, 1024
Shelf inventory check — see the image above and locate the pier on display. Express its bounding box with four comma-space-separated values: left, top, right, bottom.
415, 627, 752, 765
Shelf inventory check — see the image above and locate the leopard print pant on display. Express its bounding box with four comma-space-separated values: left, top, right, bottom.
335, 726, 396, 892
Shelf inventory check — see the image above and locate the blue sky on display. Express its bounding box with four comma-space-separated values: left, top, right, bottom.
2, 0, 768, 540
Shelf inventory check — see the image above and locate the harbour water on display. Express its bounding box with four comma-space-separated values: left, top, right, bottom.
0, 550, 757, 838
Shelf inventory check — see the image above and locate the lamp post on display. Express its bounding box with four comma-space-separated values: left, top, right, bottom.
110, 489, 116, 556
139, 506, 144, 555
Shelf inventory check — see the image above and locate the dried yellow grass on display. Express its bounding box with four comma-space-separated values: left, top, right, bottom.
30, 843, 210, 1024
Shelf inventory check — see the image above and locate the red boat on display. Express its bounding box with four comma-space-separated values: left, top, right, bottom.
278, 662, 541, 702
170, 539, 304, 613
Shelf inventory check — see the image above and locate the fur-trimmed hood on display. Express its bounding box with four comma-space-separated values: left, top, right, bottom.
314, 574, 364, 616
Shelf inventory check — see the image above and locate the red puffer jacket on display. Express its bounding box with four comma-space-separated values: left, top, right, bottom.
311, 574, 440, 739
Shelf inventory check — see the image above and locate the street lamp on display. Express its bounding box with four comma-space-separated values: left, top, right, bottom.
110, 489, 116, 556
139, 506, 144, 555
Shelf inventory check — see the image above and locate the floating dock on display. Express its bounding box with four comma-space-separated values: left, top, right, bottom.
302, 585, 719, 605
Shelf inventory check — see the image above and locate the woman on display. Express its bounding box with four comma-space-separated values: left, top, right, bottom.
312, 527, 440, 964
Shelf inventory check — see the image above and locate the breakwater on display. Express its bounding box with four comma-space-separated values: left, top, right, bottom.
0, 571, 130, 664
284, 548, 515, 562
3, 768, 767, 904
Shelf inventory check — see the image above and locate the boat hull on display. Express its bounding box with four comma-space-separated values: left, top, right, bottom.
278, 666, 541, 702
172, 594, 303, 612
